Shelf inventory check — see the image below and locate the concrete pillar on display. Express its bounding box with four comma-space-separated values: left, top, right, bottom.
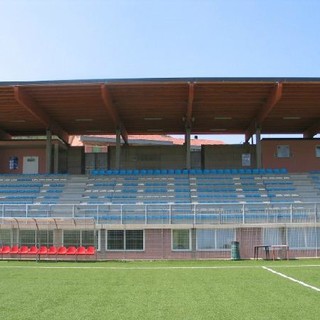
53, 143, 59, 174
99, 229, 106, 253
46, 129, 52, 174
115, 129, 121, 170
185, 127, 191, 170
53, 229, 63, 247
256, 127, 262, 169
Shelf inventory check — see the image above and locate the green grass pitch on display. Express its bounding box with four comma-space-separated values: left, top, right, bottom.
0, 259, 319, 320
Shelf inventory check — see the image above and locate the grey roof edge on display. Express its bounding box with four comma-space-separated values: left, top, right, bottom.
1, 77, 320, 86
80, 136, 174, 145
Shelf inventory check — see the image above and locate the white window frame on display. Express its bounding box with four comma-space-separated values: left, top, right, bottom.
287, 227, 318, 250
196, 229, 235, 251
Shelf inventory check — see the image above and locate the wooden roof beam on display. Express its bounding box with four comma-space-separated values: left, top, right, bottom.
0, 128, 12, 140
303, 120, 320, 138
100, 84, 128, 144
245, 82, 283, 142
185, 82, 195, 129
13, 86, 69, 144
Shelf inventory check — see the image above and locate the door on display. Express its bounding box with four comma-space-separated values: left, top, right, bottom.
23, 156, 39, 174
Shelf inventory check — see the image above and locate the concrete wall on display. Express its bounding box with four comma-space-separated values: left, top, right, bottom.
67, 147, 85, 174
108, 145, 187, 169
261, 139, 320, 172
203, 144, 256, 169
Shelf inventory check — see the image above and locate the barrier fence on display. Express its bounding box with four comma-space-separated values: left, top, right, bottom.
0, 202, 319, 225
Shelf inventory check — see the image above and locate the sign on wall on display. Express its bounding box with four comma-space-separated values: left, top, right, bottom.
242, 153, 251, 167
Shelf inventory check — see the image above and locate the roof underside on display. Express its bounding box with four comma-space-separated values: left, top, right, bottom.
1, 78, 320, 143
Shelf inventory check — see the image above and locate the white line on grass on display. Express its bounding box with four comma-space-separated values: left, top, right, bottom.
0, 264, 320, 271
262, 266, 320, 292
0, 265, 260, 270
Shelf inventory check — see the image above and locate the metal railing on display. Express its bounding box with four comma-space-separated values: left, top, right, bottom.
0, 202, 319, 225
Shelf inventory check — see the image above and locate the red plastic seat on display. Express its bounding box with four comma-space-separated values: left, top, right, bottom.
1, 246, 11, 255
86, 246, 96, 255
10, 245, 19, 254
39, 246, 48, 255
57, 246, 67, 255
19, 246, 29, 254
47, 246, 57, 255
28, 246, 39, 255
66, 246, 77, 255
76, 246, 86, 255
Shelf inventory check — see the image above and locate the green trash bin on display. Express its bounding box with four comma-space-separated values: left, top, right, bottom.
231, 241, 240, 260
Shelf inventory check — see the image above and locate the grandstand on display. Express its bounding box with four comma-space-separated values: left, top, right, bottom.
1, 78, 320, 260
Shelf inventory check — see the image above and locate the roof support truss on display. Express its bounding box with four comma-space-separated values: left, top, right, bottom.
100, 84, 128, 144
303, 120, 320, 138
0, 128, 12, 140
245, 82, 283, 142
13, 87, 69, 144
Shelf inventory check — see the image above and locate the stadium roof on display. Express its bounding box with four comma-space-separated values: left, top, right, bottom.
1, 77, 320, 144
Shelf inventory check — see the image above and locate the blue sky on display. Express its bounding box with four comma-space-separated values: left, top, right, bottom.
0, 0, 319, 143
1, 0, 319, 81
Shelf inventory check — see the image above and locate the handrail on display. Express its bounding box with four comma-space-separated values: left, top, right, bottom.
0, 202, 319, 225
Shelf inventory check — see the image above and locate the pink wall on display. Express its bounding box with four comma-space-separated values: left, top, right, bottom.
0, 146, 46, 174
103, 229, 232, 260
261, 139, 320, 172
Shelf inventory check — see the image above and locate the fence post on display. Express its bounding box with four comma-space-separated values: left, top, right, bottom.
145, 204, 147, 225
242, 204, 245, 224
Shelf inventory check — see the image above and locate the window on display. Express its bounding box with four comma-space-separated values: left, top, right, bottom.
277, 145, 290, 158
288, 227, 318, 249
172, 229, 191, 251
63, 230, 80, 247
107, 230, 124, 250
0, 229, 11, 246
197, 229, 234, 251
263, 228, 286, 246
38, 230, 53, 247
107, 230, 144, 251
315, 146, 320, 158
63, 230, 96, 247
